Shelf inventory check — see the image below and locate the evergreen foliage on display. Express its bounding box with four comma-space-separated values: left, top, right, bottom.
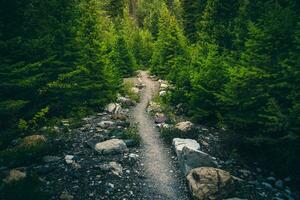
0, 0, 135, 150
149, 0, 300, 183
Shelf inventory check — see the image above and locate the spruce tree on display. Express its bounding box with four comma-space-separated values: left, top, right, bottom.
151, 5, 187, 79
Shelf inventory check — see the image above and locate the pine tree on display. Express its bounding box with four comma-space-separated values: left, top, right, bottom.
105, 0, 125, 18
181, 0, 206, 42
197, 0, 239, 49
151, 5, 187, 79
110, 35, 136, 77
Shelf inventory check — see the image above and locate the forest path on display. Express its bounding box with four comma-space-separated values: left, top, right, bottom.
132, 71, 189, 200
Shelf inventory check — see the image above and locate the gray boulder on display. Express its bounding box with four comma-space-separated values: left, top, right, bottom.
181, 146, 217, 174
173, 138, 217, 175
173, 138, 200, 152
95, 139, 128, 155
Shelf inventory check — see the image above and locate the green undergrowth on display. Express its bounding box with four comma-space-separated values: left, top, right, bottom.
151, 92, 200, 143
0, 134, 62, 168
123, 123, 141, 145
151, 94, 178, 123
121, 80, 140, 103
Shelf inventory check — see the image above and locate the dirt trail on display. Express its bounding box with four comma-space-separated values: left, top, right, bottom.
132, 71, 189, 200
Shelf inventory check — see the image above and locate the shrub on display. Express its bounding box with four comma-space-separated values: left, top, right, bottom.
0, 135, 49, 167
0, 173, 49, 200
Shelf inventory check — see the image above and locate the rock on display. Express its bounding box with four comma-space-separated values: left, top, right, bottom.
129, 153, 139, 160
43, 155, 61, 163
3, 169, 26, 183
117, 96, 135, 106
82, 117, 93, 122
159, 91, 167, 97
64, 155, 74, 164
108, 183, 114, 188
157, 123, 172, 129
99, 162, 123, 176
266, 176, 276, 183
111, 113, 127, 121
95, 139, 128, 155
160, 83, 168, 90
158, 79, 166, 83
97, 121, 115, 129
262, 182, 273, 190
173, 138, 200, 152
124, 139, 138, 147
154, 113, 168, 124
109, 162, 123, 176
224, 198, 247, 200
239, 169, 251, 177
180, 146, 217, 174
275, 180, 284, 188
146, 101, 162, 113
175, 121, 194, 132
173, 138, 216, 174
131, 87, 140, 94
105, 103, 121, 114
187, 167, 234, 200
60, 192, 74, 200
71, 162, 81, 170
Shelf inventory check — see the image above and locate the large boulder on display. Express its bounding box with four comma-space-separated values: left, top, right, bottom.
187, 167, 234, 200
95, 139, 128, 155
175, 121, 194, 132
181, 146, 217, 174
154, 113, 168, 124
173, 138, 217, 175
173, 138, 200, 152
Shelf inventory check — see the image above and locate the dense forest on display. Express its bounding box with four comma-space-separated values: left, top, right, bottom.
0, 0, 300, 197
